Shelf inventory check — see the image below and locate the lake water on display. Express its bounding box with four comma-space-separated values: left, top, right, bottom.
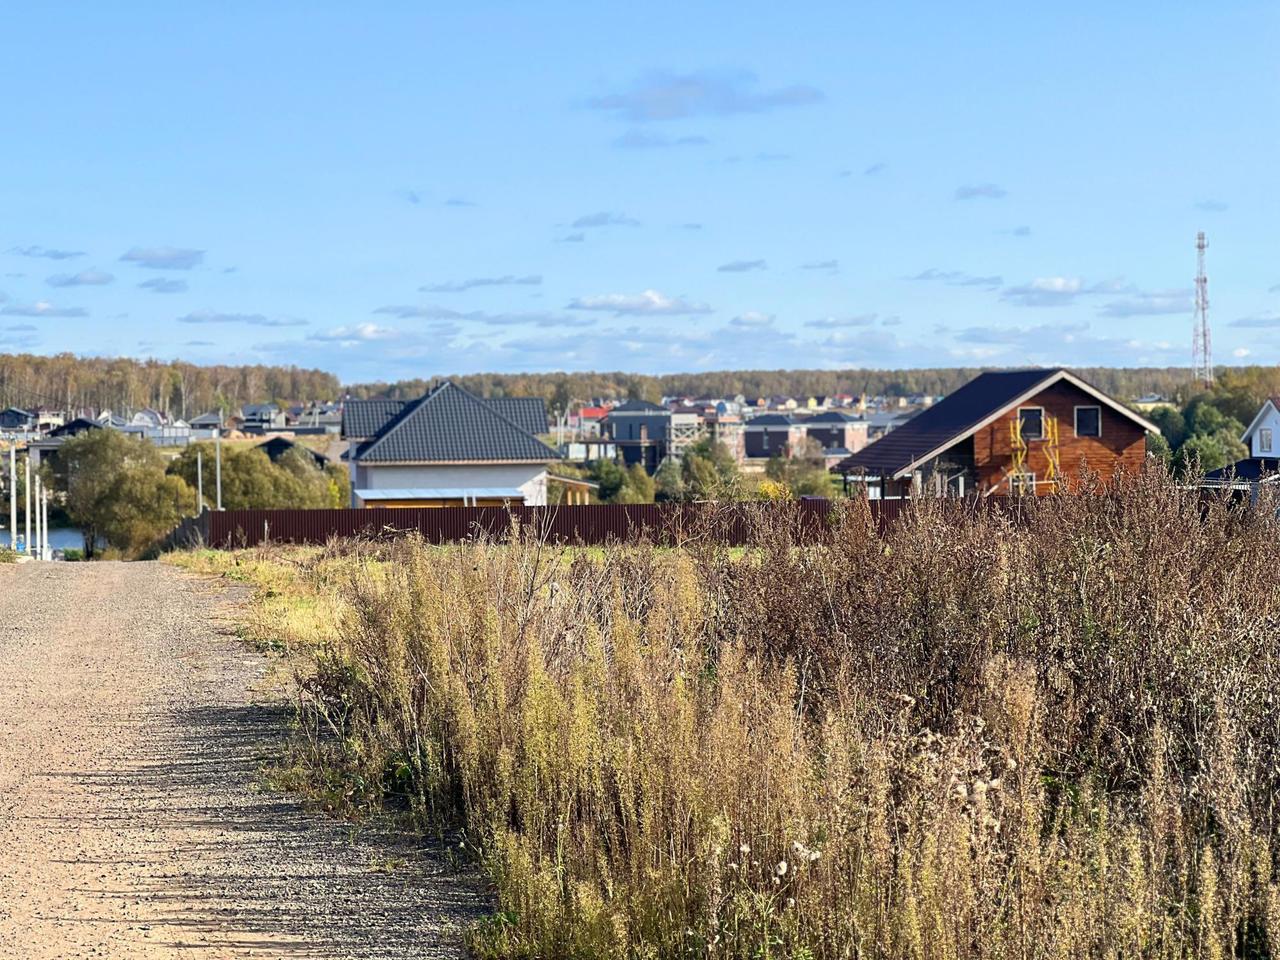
0, 528, 90, 552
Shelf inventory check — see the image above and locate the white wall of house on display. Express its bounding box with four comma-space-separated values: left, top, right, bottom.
352, 462, 550, 505
1243, 401, 1280, 457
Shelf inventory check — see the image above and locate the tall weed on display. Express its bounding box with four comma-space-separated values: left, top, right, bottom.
265, 470, 1280, 959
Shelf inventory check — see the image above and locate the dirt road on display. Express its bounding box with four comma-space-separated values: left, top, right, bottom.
0, 561, 484, 959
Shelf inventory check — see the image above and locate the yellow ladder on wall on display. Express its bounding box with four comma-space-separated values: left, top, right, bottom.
1042, 414, 1060, 492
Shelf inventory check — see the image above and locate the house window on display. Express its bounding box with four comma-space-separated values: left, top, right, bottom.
1261, 428, 1274, 453
1009, 472, 1036, 496
1018, 407, 1044, 441
1074, 406, 1101, 438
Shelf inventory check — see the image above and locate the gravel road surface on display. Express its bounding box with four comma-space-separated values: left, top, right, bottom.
0, 560, 485, 958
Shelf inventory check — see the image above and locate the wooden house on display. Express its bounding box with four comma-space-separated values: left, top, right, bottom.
833, 368, 1159, 497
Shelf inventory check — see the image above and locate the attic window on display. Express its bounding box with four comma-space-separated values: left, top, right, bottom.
1018, 407, 1044, 441
1075, 406, 1101, 438
1261, 428, 1274, 453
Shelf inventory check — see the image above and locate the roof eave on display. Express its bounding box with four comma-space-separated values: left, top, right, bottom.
354, 458, 556, 466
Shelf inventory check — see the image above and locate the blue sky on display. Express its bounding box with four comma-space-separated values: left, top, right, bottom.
1, 2, 1276, 382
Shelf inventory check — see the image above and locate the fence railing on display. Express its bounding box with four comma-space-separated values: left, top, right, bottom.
164, 500, 931, 550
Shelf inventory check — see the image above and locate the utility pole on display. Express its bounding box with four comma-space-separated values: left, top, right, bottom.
1192, 231, 1214, 388
33, 474, 41, 561
7, 445, 15, 553
215, 426, 223, 510
41, 488, 49, 560
24, 457, 31, 555
197, 449, 204, 513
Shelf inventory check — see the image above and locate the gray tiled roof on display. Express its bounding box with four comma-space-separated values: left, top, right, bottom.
342, 399, 407, 439
485, 397, 548, 436
608, 400, 668, 414
353, 382, 559, 464
344, 396, 548, 439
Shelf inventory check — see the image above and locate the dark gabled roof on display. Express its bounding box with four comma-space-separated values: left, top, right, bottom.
189, 411, 224, 426
344, 395, 548, 439
49, 417, 102, 438
1203, 458, 1280, 483
835, 368, 1160, 478
485, 397, 548, 436
353, 381, 559, 464
342, 399, 407, 439
242, 403, 280, 416
608, 400, 668, 414
806, 410, 858, 423
256, 436, 328, 468
747, 413, 796, 427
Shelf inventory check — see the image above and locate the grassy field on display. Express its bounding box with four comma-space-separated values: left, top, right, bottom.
172, 470, 1280, 959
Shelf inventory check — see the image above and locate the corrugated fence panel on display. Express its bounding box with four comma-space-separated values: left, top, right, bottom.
189, 498, 1021, 550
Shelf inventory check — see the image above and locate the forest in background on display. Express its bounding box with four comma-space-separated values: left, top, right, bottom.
347, 366, 1206, 408
5, 352, 1280, 422
0, 353, 339, 419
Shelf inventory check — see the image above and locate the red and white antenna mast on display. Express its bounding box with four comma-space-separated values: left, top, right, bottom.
1192, 231, 1213, 388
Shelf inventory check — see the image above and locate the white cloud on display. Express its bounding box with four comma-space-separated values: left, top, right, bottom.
139, 278, 188, 294
1098, 290, 1193, 317
1000, 276, 1085, 307
1230, 313, 1280, 329
566, 289, 712, 316
571, 211, 640, 228
177, 310, 306, 327
587, 70, 823, 122
309, 323, 401, 344
46, 269, 113, 287
613, 130, 710, 149
913, 268, 1003, 290
730, 311, 775, 328
1233, 347, 1251, 358
420, 274, 542, 293
717, 259, 767, 273
0, 300, 87, 318
120, 246, 205, 270
954, 183, 1007, 200
8, 245, 83, 260
805, 314, 878, 329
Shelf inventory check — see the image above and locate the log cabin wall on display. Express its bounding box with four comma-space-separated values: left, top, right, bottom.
971, 381, 1147, 494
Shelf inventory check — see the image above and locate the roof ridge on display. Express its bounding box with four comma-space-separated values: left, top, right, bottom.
444, 381, 554, 443
356, 380, 557, 463
355, 393, 433, 459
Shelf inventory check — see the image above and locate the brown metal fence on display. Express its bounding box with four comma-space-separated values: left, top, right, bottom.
167, 500, 924, 550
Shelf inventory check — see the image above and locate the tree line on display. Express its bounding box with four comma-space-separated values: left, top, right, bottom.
350, 366, 1211, 412
0, 353, 339, 420
1144, 366, 1280, 474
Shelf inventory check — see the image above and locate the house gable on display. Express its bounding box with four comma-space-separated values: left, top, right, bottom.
354, 381, 558, 464
1240, 398, 1280, 458
970, 378, 1148, 494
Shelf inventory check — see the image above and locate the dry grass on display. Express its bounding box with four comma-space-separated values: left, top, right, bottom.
177, 469, 1280, 959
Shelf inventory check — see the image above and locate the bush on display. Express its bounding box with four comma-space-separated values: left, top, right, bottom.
242, 470, 1280, 959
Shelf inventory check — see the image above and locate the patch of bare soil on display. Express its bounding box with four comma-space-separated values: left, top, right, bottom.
0, 561, 484, 958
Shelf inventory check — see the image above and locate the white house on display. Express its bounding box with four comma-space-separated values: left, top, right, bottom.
1203, 397, 1280, 487
342, 382, 560, 507
1241, 398, 1280, 458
